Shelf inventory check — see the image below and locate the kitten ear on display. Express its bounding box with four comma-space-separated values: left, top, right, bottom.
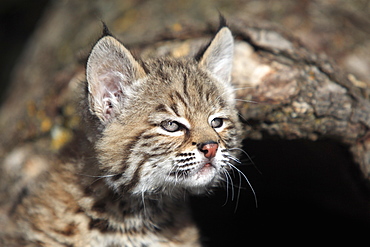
198, 27, 234, 84
86, 35, 146, 123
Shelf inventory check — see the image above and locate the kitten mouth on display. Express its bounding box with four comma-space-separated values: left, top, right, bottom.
170, 160, 217, 187
196, 162, 215, 176
172, 161, 218, 192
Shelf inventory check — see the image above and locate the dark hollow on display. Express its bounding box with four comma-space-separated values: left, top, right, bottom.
191, 139, 370, 246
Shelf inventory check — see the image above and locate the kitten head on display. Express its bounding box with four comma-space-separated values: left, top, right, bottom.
85, 25, 242, 196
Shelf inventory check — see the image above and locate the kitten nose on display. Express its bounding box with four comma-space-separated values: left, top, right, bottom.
198, 141, 218, 159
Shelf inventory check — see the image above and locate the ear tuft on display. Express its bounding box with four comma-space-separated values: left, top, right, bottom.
198, 26, 234, 84
101, 22, 113, 37
217, 14, 227, 30
86, 35, 146, 124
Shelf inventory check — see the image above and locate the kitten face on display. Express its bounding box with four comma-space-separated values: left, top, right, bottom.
85, 27, 242, 196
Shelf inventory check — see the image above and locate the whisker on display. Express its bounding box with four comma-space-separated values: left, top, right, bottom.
224, 168, 235, 201
237, 112, 249, 124
228, 148, 262, 175
214, 86, 255, 104
235, 99, 259, 104
224, 154, 241, 164
222, 163, 243, 212
90, 177, 105, 186
142, 191, 146, 210
76, 173, 119, 178
235, 164, 242, 213
220, 168, 248, 191
166, 164, 177, 181
232, 86, 256, 91
214, 90, 258, 108
220, 167, 243, 207
237, 158, 259, 167
75, 173, 122, 187
220, 169, 230, 206
226, 162, 258, 208
164, 158, 181, 194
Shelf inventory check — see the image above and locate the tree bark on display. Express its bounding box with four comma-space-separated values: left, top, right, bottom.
1, 0, 369, 196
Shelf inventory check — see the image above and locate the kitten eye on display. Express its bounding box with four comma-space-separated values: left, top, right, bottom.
160, 120, 181, 132
211, 118, 224, 128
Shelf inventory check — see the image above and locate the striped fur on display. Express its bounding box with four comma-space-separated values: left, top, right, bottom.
1, 25, 242, 246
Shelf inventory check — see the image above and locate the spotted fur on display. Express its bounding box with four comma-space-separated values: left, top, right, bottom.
1, 24, 243, 246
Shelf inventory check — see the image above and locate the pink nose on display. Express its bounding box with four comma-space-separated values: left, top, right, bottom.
199, 142, 218, 159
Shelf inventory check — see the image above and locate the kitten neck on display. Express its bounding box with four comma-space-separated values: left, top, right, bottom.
80, 175, 191, 232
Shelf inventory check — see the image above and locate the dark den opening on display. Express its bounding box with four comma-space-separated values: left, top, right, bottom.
191, 139, 370, 245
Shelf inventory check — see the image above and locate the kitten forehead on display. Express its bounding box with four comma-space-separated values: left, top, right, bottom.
142, 58, 231, 104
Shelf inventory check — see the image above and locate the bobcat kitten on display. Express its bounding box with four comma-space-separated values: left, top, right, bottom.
1, 22, 242, 246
